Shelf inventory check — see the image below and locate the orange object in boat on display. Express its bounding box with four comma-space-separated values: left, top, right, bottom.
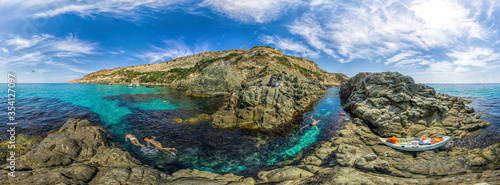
386, 136, 398, 144
431, 137, 444, 144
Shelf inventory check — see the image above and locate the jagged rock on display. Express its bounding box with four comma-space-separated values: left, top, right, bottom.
169, 169, 250, 185
185, 66, 244, 97
3, 164, 98, 184
13, 118, 108, 170
88, 147, 141, 167
89, 166, 169, 185
339, 72, 489, 138
212, 72, 327, 130
257, 166, 314, 183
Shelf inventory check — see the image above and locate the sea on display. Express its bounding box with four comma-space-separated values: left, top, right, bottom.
0, 83, 498, 174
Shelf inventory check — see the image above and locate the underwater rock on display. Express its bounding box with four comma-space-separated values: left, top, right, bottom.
339, 72, 489, 138
173, 118, 183, 124
212, 72, 327, 131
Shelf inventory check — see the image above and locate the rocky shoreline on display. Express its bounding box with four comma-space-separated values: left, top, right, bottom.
2, 72, 498, 184
2, 116, 498, 184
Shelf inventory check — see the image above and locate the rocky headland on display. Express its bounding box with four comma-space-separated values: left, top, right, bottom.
340, 72, 489, 138
68, 46, 348, 131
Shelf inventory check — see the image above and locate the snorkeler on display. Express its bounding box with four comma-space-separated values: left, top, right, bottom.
229, 92, 240, 110
144, 136, 177, 155
125, 134, 145, 147
300, 116, 321, 131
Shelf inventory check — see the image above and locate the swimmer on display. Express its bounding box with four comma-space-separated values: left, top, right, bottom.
300, 116, 321, 131
163, 99, 167, 103
144, 136, 177, 155
125, 134, 145, 147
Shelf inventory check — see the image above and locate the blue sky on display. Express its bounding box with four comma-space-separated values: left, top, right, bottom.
1, 0, 500, 83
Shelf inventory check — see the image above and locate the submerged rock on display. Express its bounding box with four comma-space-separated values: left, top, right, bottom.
339, 72, 489, 138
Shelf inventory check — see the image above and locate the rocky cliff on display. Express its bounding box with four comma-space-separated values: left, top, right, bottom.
212, 71, 327, 130
339, 72, 489, 138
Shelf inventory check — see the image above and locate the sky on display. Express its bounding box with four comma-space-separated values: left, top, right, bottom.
1, 0, 500, 83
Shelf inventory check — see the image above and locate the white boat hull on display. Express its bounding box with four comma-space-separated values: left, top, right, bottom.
379, 136, 451, 151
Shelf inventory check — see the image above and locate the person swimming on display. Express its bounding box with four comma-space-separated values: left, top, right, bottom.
125, 134, 145, 147
144, 136, 177, 155
300, 116, 321, 131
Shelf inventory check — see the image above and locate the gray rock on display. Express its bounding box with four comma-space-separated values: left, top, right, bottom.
212, 72, 326, 130
339, 72, 489, 138
184, 66, 243, 97
257, 166, 314, 183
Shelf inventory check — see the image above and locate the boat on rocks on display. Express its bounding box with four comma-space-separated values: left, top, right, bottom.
379, 136, 451, 151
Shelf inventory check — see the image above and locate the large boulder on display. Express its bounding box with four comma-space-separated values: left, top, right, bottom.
212, 72, 327, 130
340, 72, 489, 138
184, 65, 244, 97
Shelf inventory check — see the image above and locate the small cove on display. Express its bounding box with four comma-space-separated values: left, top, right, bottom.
0, 84, 347, 173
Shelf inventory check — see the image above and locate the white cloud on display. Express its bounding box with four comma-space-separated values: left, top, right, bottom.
0, 34, 98, 72
288, 0, 493, 62
138, 39, 209, 63
201, 0, 302, 23
51, 34, 97, 56
447, 47, 499, 67
44, 60, 93, 73
6, 34, 52, 50
259, 35, 320, 58
385, 51, 421, 65
0, 0, 187, 20
425, 47, 500, 73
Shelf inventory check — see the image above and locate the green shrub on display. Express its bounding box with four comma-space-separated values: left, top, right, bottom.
294, 64, 317, 77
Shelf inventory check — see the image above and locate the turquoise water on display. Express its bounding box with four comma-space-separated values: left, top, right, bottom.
427, 83, 500, 98
0, 84, 346, 173
426, 83, 500, 149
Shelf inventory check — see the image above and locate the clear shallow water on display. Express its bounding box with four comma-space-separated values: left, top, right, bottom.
426, 84, 500, 149
0, 84, 346, 173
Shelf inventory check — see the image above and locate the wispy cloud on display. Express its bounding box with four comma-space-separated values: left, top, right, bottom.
201, 0, 302, 23
385, 51, 421, 65
1, 33, 98, 73
288, 0, 494, 62
259, 35, 319, 58
138, 39, 209, 63
0, 0, 188, 20
427, 47, 500, 73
